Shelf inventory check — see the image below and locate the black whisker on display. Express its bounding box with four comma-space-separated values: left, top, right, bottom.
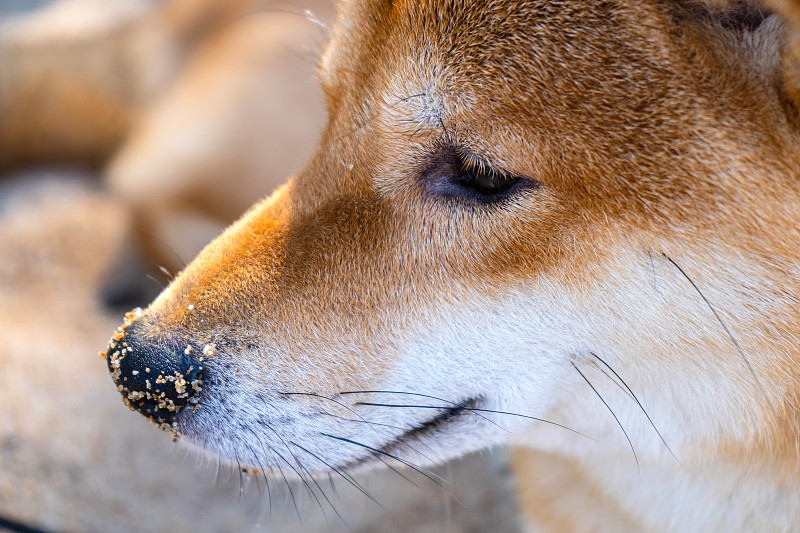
589, 360, 635, 402
352, 402, 593, 439
327, 472, 340, 502
243, 430, 274, 517
284, 394, 449, 472
244, 442, 272, 515
590, 352, 679, 463
662, 253, 765, 397
331, 436, 423, 489
328, 415, 445, 467
290, 441, 384, 508
340, 390, 511, 433
288, 389, 504, 463
391, 436, 441, 469
281, 392, 389, 441
571, 362, 639, 472
280, 392, 451, 467
389, 92, 427, 107
325, 414, 444, 470
322, 433, 443, 487
355, 444, 423, 489
250, 426, 323, 520
276, 459, 302, 523
438, 115, 452, 141
294, 455, 348, 526
244, 425, 302, 524
326, 414, 408, 431
234, 454, 245, 502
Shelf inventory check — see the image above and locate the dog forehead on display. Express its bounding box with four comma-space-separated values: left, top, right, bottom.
321, 0, 654, 92
318, 0, 672, 145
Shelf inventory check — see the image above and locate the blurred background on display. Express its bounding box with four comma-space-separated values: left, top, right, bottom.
0, 1, 522, 531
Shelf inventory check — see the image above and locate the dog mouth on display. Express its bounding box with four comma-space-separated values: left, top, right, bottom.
337, 396, 481, 470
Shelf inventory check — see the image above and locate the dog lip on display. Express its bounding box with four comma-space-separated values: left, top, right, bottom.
381, 396, 480, 452
341, 396, 481, 470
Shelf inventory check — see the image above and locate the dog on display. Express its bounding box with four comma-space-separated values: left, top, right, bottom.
0, 0, 329, 279
104, 0, 800, 530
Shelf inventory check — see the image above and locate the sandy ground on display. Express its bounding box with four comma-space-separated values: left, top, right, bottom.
0, 175, 523, 533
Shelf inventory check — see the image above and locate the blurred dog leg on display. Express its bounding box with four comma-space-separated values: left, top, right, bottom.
510, 447, 645, 533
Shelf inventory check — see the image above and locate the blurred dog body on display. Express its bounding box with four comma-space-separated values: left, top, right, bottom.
0, 0, 330, 269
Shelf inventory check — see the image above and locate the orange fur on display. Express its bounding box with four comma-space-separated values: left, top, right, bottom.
96, 0, 800, 530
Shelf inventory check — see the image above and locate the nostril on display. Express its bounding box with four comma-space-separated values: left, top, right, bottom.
102, 309, 204, 434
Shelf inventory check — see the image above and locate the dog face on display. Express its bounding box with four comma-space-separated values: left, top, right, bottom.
105, 0, 800, 476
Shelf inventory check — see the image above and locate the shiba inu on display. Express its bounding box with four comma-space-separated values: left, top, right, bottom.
104, 0, 800, 530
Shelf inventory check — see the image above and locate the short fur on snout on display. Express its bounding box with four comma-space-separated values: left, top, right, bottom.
107, 0, 800, 530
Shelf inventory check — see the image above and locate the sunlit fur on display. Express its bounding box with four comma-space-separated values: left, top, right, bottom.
118, 0, 800, 530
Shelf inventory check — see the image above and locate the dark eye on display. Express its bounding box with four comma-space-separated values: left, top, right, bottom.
422, 148, 534, 204
454, 151, 519, 196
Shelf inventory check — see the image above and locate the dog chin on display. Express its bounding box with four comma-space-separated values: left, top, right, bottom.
173, 391, 505, 479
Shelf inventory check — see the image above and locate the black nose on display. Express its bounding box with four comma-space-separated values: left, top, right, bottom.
103, 309, 203, 433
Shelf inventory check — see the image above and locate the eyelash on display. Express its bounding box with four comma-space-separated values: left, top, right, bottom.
420, 146, 532, 205
453, 150, 521, 197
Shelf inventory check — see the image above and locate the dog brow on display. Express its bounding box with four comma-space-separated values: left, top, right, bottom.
380, 77, 447, 133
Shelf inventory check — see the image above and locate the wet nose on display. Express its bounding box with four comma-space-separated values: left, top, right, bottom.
103, 309, 203, 432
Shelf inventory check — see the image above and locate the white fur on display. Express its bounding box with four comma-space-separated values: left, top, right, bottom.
177, 238, 786, 490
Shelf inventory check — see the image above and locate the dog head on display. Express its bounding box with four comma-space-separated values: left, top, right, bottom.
104, 0, 800, 475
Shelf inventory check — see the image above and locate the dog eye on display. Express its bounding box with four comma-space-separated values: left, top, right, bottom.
422, 148, 534, 204
454, 151, 520, 197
